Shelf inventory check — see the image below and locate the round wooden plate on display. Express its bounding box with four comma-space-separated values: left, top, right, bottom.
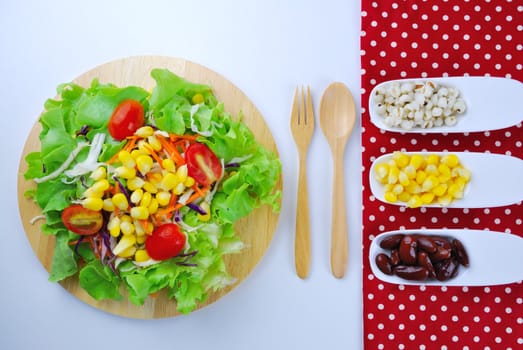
17, 56, 281, 319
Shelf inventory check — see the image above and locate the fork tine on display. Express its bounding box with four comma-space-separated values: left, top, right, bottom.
306, 86, 314, 125
300, 86, 306, 125
291, 86, 299, 125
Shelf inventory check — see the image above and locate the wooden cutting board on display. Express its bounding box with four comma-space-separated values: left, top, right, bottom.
17, 56, 281, 319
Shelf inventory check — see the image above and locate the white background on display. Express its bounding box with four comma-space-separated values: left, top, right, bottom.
1, 1, 363, 349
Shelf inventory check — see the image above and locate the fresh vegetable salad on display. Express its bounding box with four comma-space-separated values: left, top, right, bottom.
23, 69, 281, 314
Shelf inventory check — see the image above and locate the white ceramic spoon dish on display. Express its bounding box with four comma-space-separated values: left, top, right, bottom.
370, 229, 523, 286
370, 152, 523, 208
369, 76, 523, 133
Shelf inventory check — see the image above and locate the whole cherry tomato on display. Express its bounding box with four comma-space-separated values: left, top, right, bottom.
61, 204, 103, 235
145, 223, 186, 261
185, 143, 222, 186
108, 99, 145, 141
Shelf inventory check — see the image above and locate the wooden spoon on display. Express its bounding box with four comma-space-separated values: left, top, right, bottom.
319, 82, 356, 278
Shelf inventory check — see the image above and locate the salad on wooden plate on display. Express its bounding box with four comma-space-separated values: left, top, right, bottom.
18, 58, 281, 317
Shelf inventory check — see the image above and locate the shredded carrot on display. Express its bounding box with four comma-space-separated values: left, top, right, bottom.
142, 143, 164, 165
156, 134, 185, 165
174, 186, 210, 210
106, 136, 139, 164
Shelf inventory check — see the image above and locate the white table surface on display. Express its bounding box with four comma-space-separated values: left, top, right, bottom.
1, 1, 363, 349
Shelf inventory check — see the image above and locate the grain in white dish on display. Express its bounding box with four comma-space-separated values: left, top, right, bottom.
373, 80, 467, 130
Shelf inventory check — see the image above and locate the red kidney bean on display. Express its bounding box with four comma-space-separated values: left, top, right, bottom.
399, 235, 418, 265
393, 265, 429, 281
375, 253, 393, 275
452, 239, 469, 267
436, 258, 459, 281
417, 251, 436, 278
416, 236, 437, 254
431, 236, 452, 250
390, 249, 401, 266
379, 234, 404, 250
430, 247, 452, 262
375, 232, 469, 283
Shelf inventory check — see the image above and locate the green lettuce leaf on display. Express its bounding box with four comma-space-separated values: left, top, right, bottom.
79, 260, 122, 301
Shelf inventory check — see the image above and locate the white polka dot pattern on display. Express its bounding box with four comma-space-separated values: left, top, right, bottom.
361, 1, 523, 349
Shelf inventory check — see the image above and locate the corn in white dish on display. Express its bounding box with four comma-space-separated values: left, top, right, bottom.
373, 81, 466, 130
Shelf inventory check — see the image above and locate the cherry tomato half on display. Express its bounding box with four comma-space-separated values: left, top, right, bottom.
61, 204, 103, 235
145, 223, 186, 261
185, 143, 222, 186
108, 99, 145, 141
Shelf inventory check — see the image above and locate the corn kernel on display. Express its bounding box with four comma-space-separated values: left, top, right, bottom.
398, 192, 411, 202
437, 194, 452, 206
176, 164, 188, 182
103, 198, 115, 212
156, 191, 171, 206
441, 154, 459, 167
134, 249, 150, 262
130, 188, 144, 205
147, 135, 162, 151
141, 191, 152, 208
114, 166, 136, 179
120, 214, 132, 223
192, 93, 204, 104
83, 187, 104, 199
413, 170, 426, 185
398, 171, 410, 186
387, 166, 399, 184
160, 172, 178, 191
148, 199, 159, 214
173, 182, 186, 195
426, 154, 440, 165
405, 182, 422, 194
422, 175, 439, 192
134, 220, 145, 236
118, 150, 136, 168
112, 193, 129, 210
82, 197, 104, 211
136, 155, 154, 175
448, 182, 464, 199
162, 158, 176, 173
130, 206, 149, 220
137, 140, 151, 155
184, 176, 196, 188
432, 183, 448, 197
404, 165, 417, 179
392, 184, 404, 195
135, 126, 154, 138
407, 195, 423, 208
425, 164, 438, 175
117, 246, 136, 258
136, 234, 147, 244
409, 154, 426, 169
143, 181, 158, 194
374, 163, 390, 183
384, 191, 398, 203
120, 220, 135, 235
127, 177, 145, 191
90, 166, 107, 181
108, 216, 121, 237
392, 151, 410, 168
421, 192, 435, 204
112, 235, 136, 255
131, 149, 147, 159
91, 179, 110, 193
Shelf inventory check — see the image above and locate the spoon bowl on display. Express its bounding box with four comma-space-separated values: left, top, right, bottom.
370, 229, 523, 286
319, 82, 357, 278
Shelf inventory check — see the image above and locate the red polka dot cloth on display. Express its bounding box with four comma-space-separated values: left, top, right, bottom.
360, 1, 522, 349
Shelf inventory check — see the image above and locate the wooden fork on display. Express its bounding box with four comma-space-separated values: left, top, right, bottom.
290, 86, 315, 279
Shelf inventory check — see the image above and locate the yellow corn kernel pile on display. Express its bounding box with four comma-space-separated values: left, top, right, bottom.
80, 126, 209, 263
374, 152, 471, 208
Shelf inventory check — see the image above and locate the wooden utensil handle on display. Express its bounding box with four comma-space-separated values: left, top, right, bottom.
330, 151, 348, 278
295, 153, 311, 279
